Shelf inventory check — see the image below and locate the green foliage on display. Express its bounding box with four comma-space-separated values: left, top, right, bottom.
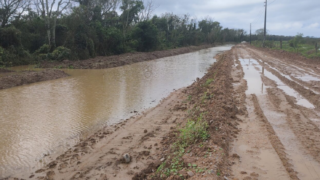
0, 0, 248, 66
51, 46, 71, 61
0, 46, 4, 66
132, 21, 159, 51
252, 34, 320, 59
205, 78, 214, 86
289, 33, 304, 51
35, 44, 51, 54
0, 46, 31, 66
0, 27, 22, 48
178, 113, 209, 147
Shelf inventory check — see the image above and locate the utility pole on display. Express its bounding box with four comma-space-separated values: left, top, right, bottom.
263, 0, 267, 47
250, 23, 252, 45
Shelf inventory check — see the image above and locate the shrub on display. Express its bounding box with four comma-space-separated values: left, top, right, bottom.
0, 46, 32, 66
0, 27, 22, 48
0, 47, 4, 66
51, 46, 71, 61
35, 44, 50, 54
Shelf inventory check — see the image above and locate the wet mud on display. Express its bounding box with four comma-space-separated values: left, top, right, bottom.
0, 69, 69, 90
231, 44, 320, 180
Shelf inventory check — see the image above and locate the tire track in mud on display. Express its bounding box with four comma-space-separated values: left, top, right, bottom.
251, 94, 300, 180
232, 45, 320, 180
249, 50, 320, 109
285, 108, 320, 164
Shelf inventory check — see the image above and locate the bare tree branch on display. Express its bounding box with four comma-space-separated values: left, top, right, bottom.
0, 0, 30, 27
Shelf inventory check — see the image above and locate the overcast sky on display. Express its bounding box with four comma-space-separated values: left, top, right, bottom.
150, 0, 320, 37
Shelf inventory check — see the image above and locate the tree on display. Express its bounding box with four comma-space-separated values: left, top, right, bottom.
138, 0, 155, 22
0, 0, 29, 27
255, 28, 268, 40
72, 0, 120, 20
120, 0, 144, 37
35, 0, 71, 48
289, 33, 304, 52
132, 20, 158, 51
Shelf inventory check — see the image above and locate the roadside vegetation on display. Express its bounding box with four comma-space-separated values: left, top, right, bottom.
252, 33, 320, 59
0, 0, 246, 68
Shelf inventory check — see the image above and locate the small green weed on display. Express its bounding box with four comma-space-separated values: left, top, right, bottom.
217, 170, 221, 176
205, 78, 214, 86
178, 113, 209, 148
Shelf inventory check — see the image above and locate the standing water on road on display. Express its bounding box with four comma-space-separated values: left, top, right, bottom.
0, 45, 233, 177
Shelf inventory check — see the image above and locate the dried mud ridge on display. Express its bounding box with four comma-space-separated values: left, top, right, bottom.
39, 44, 215, 69
0, 69, 69, 90
134, 52, 241, 180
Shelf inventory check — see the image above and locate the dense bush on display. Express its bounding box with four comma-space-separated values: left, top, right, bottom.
51, 46, 71, 61
0, 27, 22, 48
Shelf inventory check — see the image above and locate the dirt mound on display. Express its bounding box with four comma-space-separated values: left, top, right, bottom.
0, 68, 13, 74
39, 45, 215, 69
134, 50, 240, 179
0, 69, 69, 90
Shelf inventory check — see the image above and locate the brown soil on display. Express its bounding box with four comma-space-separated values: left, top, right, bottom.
251, 94, 299, 180
39, 45, 216, 69
0, 69, 69, 90
0, 68, 13, 74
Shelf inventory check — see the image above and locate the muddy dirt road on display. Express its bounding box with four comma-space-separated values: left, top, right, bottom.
231, 44, 320, 180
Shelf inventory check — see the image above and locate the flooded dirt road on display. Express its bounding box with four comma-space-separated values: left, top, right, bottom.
231, 45, 320, 180
0, 45, 232, 178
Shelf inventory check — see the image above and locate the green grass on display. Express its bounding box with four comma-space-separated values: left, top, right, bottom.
178, 113, 209, 148
155, 112, 209, 178
274, 41, 320, 58
252, 40, 320, 59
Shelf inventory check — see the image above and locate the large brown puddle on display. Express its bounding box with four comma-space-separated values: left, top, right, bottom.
0, 45, 232, 177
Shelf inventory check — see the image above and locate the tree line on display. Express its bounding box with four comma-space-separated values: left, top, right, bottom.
0, 0, 249, 67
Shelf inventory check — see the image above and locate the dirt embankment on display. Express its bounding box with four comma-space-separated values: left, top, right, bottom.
135, 51, 240, 180
0, 68, 14, 74
39, 44, 216, 69
0, 69, 69, 90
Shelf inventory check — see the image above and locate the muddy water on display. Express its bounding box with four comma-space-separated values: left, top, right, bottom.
0, 45, 232, 177
240, 59, 315, 109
